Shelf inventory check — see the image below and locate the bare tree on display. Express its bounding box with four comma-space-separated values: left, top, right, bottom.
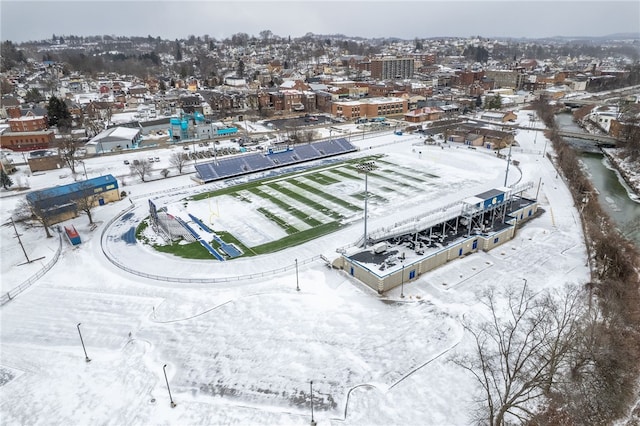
161, 168, 170, 179
303, 130, 315, 143
57, 136, 79, 174
451, 283, 586, 426
129, 158, 151, 182
169, 152, 187, 174
83, 116, 104, 138
19, 196, 54, 238
72, 181, 99, 224
617, 103, 640, 161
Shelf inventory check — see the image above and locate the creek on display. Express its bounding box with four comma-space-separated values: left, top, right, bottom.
555, 112, 640, 245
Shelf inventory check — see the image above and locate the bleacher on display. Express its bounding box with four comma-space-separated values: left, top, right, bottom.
195, 138, 357, 183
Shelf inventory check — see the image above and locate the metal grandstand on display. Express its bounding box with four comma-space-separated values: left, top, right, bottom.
194, 138, 357, 183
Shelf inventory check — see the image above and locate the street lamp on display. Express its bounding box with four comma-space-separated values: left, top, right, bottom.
400, 259, 405, 298
295, 258, 300, 291
355, 161, 377, 248
76, 323, 91, 362
310, 380, 316, 426
163, 364, 177, 408
503, 143, 513, 187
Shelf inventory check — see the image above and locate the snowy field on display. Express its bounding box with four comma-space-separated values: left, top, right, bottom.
0, 111, 590, 425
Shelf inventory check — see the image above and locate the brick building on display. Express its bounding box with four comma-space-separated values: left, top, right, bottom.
331, 97, 408, 119
8, 114, 48, 132
0, 130, 55, 151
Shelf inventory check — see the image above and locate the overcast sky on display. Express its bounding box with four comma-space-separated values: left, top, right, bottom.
1, 1, 639, 43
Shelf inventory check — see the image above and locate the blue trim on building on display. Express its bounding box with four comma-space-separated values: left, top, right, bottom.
27, 175, 118, 202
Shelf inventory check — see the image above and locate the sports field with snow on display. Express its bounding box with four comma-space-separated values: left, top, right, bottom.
0, 112, 590, 425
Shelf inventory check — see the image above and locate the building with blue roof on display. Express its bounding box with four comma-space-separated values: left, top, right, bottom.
26, 174, 120, 224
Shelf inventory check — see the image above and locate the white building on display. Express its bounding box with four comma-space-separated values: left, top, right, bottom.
85, 126, 142, 154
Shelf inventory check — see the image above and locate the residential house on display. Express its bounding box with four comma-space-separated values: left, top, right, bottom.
8, 112, 48, 132
403, 106, 443, 123
480, 111, 517, 123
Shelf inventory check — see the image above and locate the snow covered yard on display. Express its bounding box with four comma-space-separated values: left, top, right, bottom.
0, 110, 590, 425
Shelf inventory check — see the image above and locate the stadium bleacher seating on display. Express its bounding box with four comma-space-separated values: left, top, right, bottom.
195, 138, 357, 183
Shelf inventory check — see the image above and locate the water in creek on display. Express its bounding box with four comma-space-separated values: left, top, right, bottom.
555, 113, 640, 245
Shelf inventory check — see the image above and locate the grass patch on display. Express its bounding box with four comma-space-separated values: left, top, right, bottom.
351, 191, 388, 203
257, 207, 299, 234
135, 219, 149, 240
252, 221, 344, 254
231, 192, 252, 203
386, 169, 431, 183
250, 187, 324, 227
303, 172, 341, 185
289, 178, 362, 211
267, 182, 343, 220
154, 240, 216, 259
328, 168, 362, 181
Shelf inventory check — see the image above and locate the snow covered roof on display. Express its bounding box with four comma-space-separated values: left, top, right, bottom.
86, 126, 141, 146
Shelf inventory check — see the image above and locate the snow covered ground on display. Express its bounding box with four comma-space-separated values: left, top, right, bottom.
0, 111, 590, 425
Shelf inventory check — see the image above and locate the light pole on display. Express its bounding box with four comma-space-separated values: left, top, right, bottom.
76, 323, 91, 362
163, 364, 176, 408
80, 161, 87, 180
503, 143, 512, 187
310, 380, 316, 426
355, 161, 377, 248
295, 258, 300, 291
400, 259, 405, 298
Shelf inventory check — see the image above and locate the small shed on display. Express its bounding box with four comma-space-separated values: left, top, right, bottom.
64, 225, 81, 245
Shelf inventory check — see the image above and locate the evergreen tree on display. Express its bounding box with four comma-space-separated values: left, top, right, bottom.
47, 96, 72, 130
1, 169, 14, 189
175, 40, 182, 61
25, 88, 43, 103
237, 59, 244, 77
476, 95, 483, 109
414, 38, 423, 51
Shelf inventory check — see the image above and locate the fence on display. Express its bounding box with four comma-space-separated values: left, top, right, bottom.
101, 204, 322, 283
1, 231, 63, 306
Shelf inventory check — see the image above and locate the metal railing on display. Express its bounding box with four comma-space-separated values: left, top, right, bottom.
101, 204, 322, 283
1, 231, 63, 306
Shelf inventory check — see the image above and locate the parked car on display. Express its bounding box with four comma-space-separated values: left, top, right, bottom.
123, 160, 130, 165
154, 157, 160, 162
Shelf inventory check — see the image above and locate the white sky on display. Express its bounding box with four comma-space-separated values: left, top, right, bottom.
2, 1, 639, 43
0, 111, 593, 424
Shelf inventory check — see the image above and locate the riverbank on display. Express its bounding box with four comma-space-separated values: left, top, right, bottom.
601, 148, 640, 202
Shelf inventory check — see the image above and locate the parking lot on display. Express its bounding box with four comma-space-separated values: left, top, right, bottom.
264, 114, 337, 131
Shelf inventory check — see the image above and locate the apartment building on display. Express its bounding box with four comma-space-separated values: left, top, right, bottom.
370, 57, 415, 80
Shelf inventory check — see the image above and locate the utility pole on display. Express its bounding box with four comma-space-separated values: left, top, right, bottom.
3, 217, 45, 265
